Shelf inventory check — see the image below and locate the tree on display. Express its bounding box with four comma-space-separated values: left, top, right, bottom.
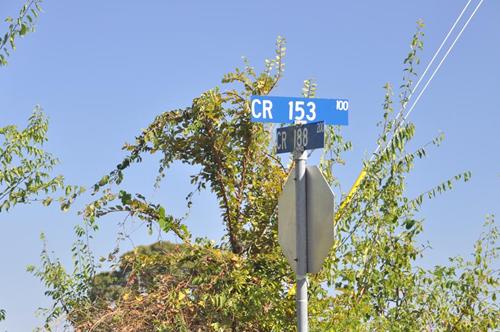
0, 107, 82, 212
0, 0, 82, 214
31, 25, 499, 331
0, 0, 82, 323
0, 0, 42, 67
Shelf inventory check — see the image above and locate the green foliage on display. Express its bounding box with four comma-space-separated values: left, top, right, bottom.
412, 217, 499, 330
27, 228, 95, 331
0, 1, 80, 215
30, 27, 499, 331
88, 36, 288, 256
0, 2, 84, 322
68, 241, 294, 331
0, 0, 42, 66
0, 106, 84, 212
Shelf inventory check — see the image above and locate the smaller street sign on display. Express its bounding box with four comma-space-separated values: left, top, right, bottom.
250, 95, 349, 125
277, 122, 325, 154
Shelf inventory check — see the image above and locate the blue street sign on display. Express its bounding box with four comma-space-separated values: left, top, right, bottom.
250, 95, 349, 125
277, 122, 325, 154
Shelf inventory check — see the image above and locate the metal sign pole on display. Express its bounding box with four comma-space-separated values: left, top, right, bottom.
254, 94, 347, 331
295, 147, 308, 332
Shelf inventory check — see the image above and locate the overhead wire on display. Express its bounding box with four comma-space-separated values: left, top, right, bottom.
337, 0, 485, 217
372, 0, 474, 160
402, 0, 485, 123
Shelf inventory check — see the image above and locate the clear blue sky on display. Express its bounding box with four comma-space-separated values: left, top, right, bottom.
1, 0, 499, 330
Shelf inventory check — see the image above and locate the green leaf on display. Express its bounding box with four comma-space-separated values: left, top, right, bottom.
19, 23, 28, 36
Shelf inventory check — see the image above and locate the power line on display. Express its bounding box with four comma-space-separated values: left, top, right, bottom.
403, 0, 485, 122
339, 0, 485, 215
398, 0, 473, 117
371, 0, 477, 160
